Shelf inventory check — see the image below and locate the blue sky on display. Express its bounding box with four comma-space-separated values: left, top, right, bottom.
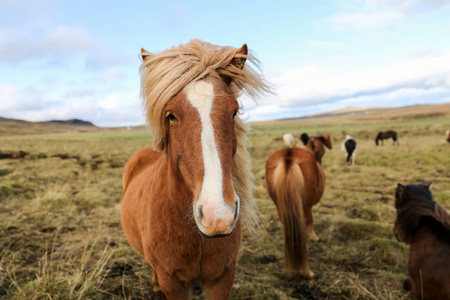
1, 0, 450, 126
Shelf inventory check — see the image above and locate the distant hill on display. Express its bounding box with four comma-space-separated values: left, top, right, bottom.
47, 119, 95, 126
275, 103, 450, 122
0, 117, 97, 136
300, 106, 391, 119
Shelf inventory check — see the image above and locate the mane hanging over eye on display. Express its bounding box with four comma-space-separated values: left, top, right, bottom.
139, 39, 273, 153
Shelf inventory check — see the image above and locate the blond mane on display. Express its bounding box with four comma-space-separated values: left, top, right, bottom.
139, 39, 272, 231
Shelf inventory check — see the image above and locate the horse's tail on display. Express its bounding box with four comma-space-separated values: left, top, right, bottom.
283, 133, 294, 147
270, 159, 312, 277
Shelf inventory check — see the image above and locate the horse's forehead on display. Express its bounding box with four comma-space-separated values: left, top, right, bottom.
185, 80, 215, 112
182, 79, 235, 112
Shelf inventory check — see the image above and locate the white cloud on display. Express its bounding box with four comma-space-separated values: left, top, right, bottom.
243, 51, 450, 121
327, 0, 450, 30
0, 85, 143, 127
93, 69, 126, 83
43, 27, 97, 52
0, 26, 97, 63
307, 40, 340, 47
365, 0, 450, 14
85, 49, 133, 69
0, 85, 56, 111
329, 10, 402, 30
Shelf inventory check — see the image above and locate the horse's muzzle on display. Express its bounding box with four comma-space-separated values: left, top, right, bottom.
195, 200, 239, 238
198, 226, 236, 239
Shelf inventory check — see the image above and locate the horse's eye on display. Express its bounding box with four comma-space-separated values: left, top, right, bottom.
168, 113, 178, 122
232, 110, 238, 119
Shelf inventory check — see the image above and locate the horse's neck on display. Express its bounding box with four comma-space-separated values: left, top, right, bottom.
165, 156, 194, 210
410, 226, 441, 255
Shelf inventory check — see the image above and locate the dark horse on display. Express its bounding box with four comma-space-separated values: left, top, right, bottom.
393, 183, 450, 300
375, 130, 399, 145
300, 133, 310, 146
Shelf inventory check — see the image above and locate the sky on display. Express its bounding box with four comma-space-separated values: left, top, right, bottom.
1, 0, 450, 127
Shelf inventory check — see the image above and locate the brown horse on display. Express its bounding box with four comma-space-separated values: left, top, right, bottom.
121, 40, 271, 299
446, 129, 450, 143
375, 130, 399, 145
393, 183, 450, 300
265, 146, 326, 278
306, 134, 333, 164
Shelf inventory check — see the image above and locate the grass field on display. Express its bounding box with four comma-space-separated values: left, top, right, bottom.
1, 106, 449, 299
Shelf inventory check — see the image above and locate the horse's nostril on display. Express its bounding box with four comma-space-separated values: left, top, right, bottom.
197, 205, 203, 221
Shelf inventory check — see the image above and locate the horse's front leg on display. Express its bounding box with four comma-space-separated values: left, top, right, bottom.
155, 269, 190, 300
202, 263, 236, 300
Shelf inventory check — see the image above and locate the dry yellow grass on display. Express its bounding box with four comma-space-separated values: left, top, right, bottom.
0, 103, 449, 299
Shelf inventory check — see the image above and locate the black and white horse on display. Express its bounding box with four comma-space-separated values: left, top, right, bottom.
341, 135, 357, 165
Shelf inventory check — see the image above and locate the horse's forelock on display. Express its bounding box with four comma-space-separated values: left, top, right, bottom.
395, 184, 450, 242
140, 39, 272, 153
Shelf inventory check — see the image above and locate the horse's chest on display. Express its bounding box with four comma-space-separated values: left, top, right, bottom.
147, 224, 239, 282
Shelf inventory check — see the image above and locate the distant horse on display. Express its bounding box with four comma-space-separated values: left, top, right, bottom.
265, 146, 326, 278
393, 183, 450, 300
341, 135, 357, 165
121, 40, 271, 299
300, 133, 310, 146
306, 134, 333, 164
446, 129, 450, 143
283, 133, 294, 147
375, 130, 399, 146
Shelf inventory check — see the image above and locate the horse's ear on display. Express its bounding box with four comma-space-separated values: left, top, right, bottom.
394, 184, 405, 209
395, 183, 405, 202
230, 44, 248, 70
425, 182, 432, 190
141, 48, 153, 61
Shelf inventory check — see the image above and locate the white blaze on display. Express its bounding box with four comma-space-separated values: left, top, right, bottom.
185, 80, 234, 218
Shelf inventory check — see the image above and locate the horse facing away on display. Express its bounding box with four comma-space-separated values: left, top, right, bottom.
121, 40, 271, 299
306, 134, 333, 164
393, 183, 450, 300
341, 135, 357, 165
375, 130, 399, 146
265, 146, 326, 279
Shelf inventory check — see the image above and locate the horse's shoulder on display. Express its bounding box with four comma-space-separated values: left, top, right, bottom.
123, 147, 163, 191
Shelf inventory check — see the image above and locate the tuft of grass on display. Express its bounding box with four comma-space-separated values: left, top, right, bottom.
6, 242, 113, 300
